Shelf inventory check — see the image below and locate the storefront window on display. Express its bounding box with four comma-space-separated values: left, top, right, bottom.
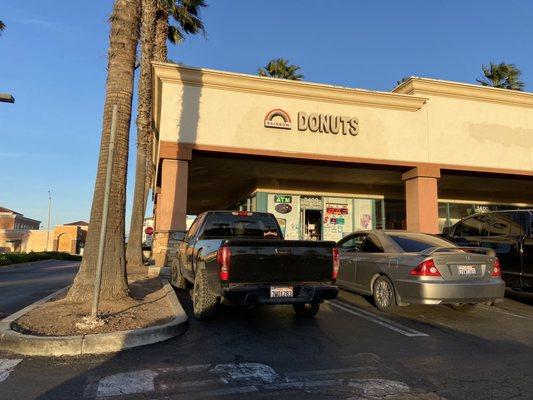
267, 194, 301, 240
438, 202, 531, 232
384, 199, 406, 230
323, 197, 353, 242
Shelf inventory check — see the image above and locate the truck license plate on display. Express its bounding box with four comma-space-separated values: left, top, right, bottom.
458, 265, 477, 276
270, 286, 293, 298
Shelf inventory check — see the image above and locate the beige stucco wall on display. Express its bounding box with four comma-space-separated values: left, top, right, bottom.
153, 64, 533, 175
20, 230, 54, 252
158, 83, 429, 164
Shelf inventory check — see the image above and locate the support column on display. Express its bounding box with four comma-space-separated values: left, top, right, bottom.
402, 166, 440, 233
153, 159, 189, 267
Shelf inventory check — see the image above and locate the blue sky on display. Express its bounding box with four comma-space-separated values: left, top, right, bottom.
1, 0, 532, 229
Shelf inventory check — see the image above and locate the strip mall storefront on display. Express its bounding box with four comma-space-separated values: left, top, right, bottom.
150, 63, 533, 266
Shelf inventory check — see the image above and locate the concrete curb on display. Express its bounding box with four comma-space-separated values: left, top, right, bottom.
0, 281, 188, 356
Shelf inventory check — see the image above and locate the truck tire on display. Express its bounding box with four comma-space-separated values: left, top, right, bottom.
373, 276, 397, 311
193, 269, 219, 320
293, 303, 320, 317
170, 258, 187, 290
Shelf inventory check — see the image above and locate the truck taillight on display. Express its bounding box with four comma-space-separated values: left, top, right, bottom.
491, 258, 501, 277
410, 259, 441, 277
332, 248, 340, 280
217, 247, 231, 281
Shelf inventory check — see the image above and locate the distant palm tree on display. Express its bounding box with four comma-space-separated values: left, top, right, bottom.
476, 62, 524, 91
259, 58, 304, 80
396, 76, 410, 86
0, 20, 5, 35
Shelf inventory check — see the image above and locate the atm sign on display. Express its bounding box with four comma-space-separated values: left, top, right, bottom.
274, 195, 292, 203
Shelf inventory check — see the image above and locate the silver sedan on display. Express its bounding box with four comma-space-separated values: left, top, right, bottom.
336, 230, 505, 311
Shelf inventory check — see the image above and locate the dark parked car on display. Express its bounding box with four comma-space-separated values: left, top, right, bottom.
171, 211, 339, 320
442, 210, 533, 291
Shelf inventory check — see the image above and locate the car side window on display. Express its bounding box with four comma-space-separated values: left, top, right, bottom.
340, 235, 366, 251
360, 236, 384, 253
186, 215, 203, 241
489, 212, 525, 236
454, 215, 489, 237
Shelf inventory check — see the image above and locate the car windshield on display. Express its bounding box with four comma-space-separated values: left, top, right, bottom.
201, 213, 281, 239
388, 233, 456, 252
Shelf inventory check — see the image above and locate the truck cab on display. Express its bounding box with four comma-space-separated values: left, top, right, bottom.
443, 210, 533, 290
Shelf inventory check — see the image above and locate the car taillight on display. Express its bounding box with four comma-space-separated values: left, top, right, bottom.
491, 258, 501, 277
332, 248, 340, 280
217, 247, 231, 281
410, 259, 441, 277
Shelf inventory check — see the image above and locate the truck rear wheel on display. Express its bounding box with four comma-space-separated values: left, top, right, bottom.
193, 270, 218, 320
293, 303, 320, 317
170, 258, 187, 290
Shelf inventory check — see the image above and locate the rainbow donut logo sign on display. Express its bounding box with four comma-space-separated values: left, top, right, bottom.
264, 109, 292, 130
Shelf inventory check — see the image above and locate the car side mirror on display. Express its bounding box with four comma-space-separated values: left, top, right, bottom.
172, 231, 186, 242
442, 227, 451, 237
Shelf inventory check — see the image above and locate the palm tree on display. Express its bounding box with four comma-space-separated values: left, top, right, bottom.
154, 0, 207, 61
396, 76, 410, 86
476, 62, 524, 91
0, 20, 5, 35
67, 0, 141, 302
126, 0, 206, 268
258, 58, 304, 80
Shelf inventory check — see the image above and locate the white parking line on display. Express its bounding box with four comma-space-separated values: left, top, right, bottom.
328, 300, 429, 337
0, 359, 22, 383
478, 305, 533, 321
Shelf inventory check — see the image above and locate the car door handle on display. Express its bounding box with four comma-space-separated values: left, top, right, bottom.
275, 248, 291, 255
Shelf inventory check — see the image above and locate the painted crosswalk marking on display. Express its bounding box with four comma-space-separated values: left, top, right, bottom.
0, 359, 22, 383
328, 300, 429, 337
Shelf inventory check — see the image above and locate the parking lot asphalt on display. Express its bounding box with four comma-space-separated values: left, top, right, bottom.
1, 285, 533, 400
0, 260, 79, 318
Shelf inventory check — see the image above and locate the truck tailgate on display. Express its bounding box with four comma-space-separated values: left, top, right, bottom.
224, 239, 335, 283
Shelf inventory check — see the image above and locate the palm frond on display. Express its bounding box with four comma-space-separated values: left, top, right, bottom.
258, 58, 304, 81
477, 61, 524, 91
0, 20, 5, 35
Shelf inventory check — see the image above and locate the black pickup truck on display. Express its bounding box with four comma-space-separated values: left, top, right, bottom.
171, 211, 339, 320
443, 210, 533, 291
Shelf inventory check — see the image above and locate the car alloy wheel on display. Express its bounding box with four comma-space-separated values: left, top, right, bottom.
373, 276, 396, 311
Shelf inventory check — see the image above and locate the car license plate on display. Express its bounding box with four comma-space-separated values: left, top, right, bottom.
458, 265, 477, 276
270, 286, 293, 298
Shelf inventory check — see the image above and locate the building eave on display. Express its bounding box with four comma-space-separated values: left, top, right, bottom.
151, 62, 428, 113
393, 77, 533, 108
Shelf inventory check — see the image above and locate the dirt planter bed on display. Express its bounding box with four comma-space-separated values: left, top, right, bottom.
0, 281, 188, 356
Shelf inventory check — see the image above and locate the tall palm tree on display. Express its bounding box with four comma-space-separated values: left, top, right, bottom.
258, 58, 304, 80
476, 62, 524, 91
126, 0, 206, 268
0, 20, 6, 35
125, 0, 157, 269
67, 0, 141, 302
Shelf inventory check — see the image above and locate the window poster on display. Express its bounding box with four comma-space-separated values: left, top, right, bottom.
323, 197, 353, 242
354, 199, 374, 230
268, 194, 300, 240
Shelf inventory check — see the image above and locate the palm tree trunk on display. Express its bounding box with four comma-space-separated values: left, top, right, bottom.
153, 4, 168, 62
67, 0, 141, 302
126, 0, 157, 269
